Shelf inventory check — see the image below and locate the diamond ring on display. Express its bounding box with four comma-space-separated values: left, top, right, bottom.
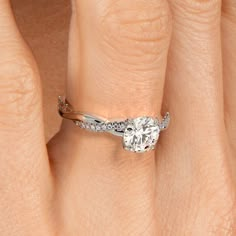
58, 96, 170, 153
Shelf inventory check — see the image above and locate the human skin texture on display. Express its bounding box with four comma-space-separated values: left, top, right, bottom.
11, 0, 70, 141
0, 0, 236, 235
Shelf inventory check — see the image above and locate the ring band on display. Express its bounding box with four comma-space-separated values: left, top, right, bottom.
58, 96, 170, 153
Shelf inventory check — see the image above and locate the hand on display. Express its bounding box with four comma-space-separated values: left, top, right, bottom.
0, 0, 236, 235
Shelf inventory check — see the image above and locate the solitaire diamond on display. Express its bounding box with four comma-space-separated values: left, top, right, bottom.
123, 117, 160, 153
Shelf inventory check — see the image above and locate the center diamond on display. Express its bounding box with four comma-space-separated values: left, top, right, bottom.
123, 117, 160, 153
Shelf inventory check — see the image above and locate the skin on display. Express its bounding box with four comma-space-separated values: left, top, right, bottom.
11, 0, 70, 141
0, 0, 236, 235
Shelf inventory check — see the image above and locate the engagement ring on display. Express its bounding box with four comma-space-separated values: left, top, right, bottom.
58, 96, 170, 153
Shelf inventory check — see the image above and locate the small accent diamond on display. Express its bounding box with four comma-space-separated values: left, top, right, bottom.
95, 124, 102, 131
113, 122, 118, 129
74, 121, 80, 126
160, 113, 170, 130
107, 123, 112, 130
85, 123, 91, 129
80, 121, 85, 128
90, 124, 96, 131
101, 123, 107, 131
119, 122, 126, 131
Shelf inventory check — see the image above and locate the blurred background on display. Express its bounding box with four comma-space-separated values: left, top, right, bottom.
11, 0, 71, 141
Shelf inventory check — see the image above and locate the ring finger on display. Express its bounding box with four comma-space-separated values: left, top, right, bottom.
48, 0, 172, 234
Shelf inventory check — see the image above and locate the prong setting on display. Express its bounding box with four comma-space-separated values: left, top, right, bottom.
123, 116, 160, 153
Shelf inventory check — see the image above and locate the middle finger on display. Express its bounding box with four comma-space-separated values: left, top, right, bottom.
157, 0, 234, 233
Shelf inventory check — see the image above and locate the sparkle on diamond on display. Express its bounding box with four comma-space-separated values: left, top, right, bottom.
123, 117, 160, 153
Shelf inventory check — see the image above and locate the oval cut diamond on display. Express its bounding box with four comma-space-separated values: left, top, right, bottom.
123, 117, 160, 153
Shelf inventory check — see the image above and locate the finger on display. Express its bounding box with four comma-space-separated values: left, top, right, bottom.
156, 0, 235, 233
0, 1, 52, 234
222, 1, 236, 155
49, 0, 172, 234
67, 0, 172, 118
166, 0, 224, 138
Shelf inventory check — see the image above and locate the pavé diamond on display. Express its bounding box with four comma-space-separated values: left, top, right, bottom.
85, 123, 91, 129
119, 122, 126, 131
95, 124, 101, 131
80, 122, 86, 129
74, 121, 80, 126
107, 123, 112, 130
123, 117, 160, 153
101, 123, 107, 131
90, 124, 96, 131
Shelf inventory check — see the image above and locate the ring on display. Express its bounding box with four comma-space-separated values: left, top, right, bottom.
58, 96, 170, 153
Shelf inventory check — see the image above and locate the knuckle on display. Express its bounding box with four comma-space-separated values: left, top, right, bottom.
213, 201, 236, 235
0, 57, 40, 127
96, 1, 171, 67
177, 0, 221, 11
174, 0, 221, 24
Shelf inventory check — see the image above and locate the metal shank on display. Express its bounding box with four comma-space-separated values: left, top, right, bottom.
58, 96, 170, 137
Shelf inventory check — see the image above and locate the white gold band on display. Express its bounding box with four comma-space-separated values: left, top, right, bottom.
58, 96, 170, 153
